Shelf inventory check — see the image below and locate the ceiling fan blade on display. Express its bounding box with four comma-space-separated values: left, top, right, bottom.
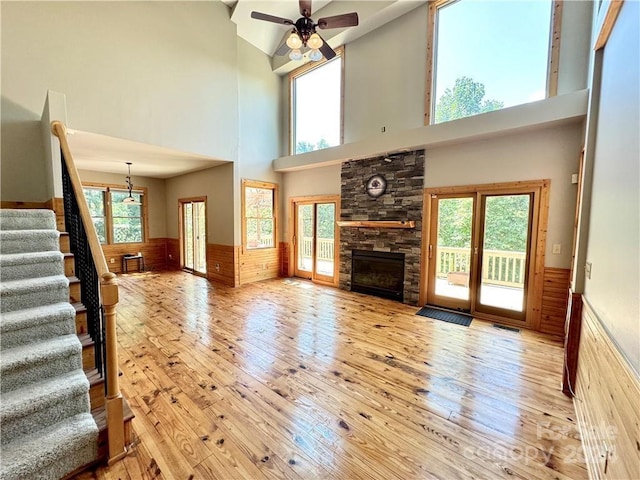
251, 11, 294, 26
319, 39, 337, 60
299, 0, 312, 17
317, 12, 359, 29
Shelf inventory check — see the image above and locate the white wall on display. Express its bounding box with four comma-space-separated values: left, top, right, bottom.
237, 37, 283, 244
344, 5, 428, 143
165, 163, 235, 245
426, 123, 583, 268
1, 1, 239, 201
583, 1, 639, 372
557, 0, 593, 95
78, 170, 168, 239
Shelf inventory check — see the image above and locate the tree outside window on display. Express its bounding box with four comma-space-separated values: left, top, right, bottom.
244, 181, 277, 250
82, 186, 145, 244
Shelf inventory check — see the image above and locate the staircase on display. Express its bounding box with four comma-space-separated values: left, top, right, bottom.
0, 209, 98, 479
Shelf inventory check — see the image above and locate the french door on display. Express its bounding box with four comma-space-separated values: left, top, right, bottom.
180, 198, 207, 276
292, 196, 339, 285
426, 184, 542, 324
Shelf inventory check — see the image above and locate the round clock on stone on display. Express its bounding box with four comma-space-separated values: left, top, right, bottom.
366, 174, 387, 198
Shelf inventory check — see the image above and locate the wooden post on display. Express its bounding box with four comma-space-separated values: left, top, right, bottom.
101, 272, 127, 464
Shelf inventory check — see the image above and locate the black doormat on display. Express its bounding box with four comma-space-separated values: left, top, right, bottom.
416, 306, 472, 327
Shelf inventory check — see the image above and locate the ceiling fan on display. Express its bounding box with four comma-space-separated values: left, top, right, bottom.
251, 0, 358, 62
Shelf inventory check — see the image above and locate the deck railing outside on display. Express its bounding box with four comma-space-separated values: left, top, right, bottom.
436, 246, 526, 287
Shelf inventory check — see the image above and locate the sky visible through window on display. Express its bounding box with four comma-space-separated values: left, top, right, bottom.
434, 0, 552, 123
293, 57, 341, 154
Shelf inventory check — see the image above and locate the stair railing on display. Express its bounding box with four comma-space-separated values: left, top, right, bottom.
51, 121, 127, 464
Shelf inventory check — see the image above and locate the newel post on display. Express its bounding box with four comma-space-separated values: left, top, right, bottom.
101, 272, 127, 463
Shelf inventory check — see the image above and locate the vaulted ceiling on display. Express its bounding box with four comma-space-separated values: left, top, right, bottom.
229, 0, 426, 73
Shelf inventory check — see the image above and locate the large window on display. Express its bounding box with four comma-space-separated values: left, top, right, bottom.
242, 180, 277, 250
290, 47, 344, 155
427, 0, 557, 124
83, 185, 146, 244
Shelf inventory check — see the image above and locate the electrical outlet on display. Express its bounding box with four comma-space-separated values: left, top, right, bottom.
215, 262, 220, 272
552, 244, 561, 254
585, 262, 592, 279
110, 258, 115, 264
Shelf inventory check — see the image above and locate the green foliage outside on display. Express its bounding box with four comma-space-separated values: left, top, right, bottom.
298, 203, 335, 240
435, 76, 504, 124
83, 188, 143, 244
296, 138, 330, 154
245, 187, 274, 248
438, 195, 530, 252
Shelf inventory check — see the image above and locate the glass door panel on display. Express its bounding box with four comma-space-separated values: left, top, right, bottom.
193, 201, 207, 274
181, 199, 207, 277
183, 202, 194, 271
295, 203, 314, 278
428, 195, 474, 312
476, 194, 532, 319
315, 203, 335, 280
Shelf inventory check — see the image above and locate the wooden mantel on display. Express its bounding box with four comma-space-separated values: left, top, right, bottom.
337, 220, 415, 229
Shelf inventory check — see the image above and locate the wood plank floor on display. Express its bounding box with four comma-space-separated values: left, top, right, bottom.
75, 271, 587, 480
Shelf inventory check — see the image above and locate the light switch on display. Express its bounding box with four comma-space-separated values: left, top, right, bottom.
585, 262, 592, 279
552, 244, 561, 254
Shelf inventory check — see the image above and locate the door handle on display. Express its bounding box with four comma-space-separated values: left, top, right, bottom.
428, 244, 433, 259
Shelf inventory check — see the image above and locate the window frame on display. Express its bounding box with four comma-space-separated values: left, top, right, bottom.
241, 179, 278, 253
82, 182, 148, 245
424, 0, 563, 125
288, 45, 345, 155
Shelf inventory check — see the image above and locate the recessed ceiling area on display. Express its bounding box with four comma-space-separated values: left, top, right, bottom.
67, 130, 230, 180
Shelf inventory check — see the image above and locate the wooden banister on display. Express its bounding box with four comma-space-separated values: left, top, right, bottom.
51, 121, 127, 463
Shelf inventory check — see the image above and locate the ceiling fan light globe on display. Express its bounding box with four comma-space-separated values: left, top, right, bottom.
309, 48, 323, 61
289, 48, 303, 61
122, 196, 140, 205
286, 32, 303, 49
307, 33, 323, 49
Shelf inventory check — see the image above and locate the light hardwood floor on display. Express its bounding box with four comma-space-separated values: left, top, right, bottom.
76, 271, 587, 480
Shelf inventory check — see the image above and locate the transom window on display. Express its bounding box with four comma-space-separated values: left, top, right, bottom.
290, 47, 344, 155
242, 180, 278, 250
428, 0, 556, 124
83, 185, 145, 244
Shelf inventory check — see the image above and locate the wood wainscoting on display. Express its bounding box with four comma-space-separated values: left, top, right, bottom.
166, 238, 180, 269
540, 267, 571, 336
279, 242, 290, 277
574, 299, 640, 480
238, 247, 279, 285
206, 244, 239, 287
101, 239, 168, 274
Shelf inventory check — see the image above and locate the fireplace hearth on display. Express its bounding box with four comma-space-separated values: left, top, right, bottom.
351, 250, 405, 302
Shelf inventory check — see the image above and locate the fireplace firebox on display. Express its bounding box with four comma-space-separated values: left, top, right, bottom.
351, 250, 405, 301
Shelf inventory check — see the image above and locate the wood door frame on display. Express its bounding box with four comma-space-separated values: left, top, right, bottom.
288, 195, 340, 287
420, 180, 550, 330
426, 193, 476, 312
178, 196, 208, 278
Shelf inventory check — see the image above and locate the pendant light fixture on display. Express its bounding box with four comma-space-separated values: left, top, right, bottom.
123, 162, 140, 205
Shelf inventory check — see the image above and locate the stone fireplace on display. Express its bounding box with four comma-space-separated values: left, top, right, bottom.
339, 150, 424, 305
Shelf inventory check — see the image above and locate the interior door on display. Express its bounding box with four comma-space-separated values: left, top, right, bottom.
427, 194, 475, 312
181, 199, 207, 276
293, 199, 338, 284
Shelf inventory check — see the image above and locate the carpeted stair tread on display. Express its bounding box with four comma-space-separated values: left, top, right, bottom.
0, 274, 69, 313
0, 302, 76, 350
0, 209, 56, 231
0, 230, 61, 254
0, 412, 98, 480
0, 250, 64, 281
0, 334, 82, 392
1, 370, 90, 444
